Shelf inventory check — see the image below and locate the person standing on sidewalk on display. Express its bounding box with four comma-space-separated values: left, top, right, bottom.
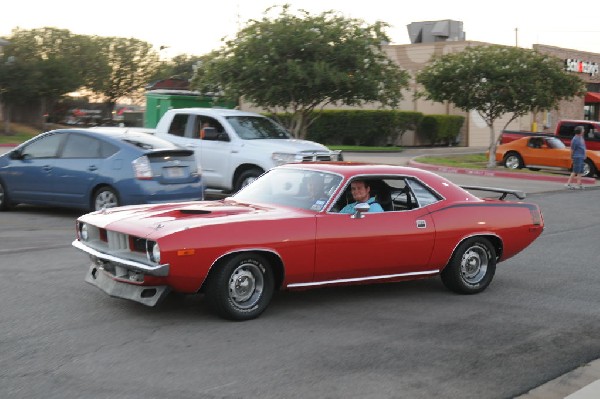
565, 126, 587, 189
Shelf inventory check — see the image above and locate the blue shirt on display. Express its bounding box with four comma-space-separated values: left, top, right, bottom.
571, 135, 586, 159
340, 197, 384, 214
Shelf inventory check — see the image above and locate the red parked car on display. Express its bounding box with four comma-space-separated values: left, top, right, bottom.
72, 163, 544, 320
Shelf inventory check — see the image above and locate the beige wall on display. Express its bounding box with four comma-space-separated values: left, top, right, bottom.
242, 41, 599, 147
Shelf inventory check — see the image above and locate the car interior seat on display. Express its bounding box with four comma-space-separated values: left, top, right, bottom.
368, 180, 393, 211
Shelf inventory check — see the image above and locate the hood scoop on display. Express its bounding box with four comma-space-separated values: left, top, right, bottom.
179, 209, 211, 215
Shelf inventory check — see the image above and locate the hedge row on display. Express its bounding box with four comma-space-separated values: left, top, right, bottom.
270, 110, 464, 146
419, 114, 465, 146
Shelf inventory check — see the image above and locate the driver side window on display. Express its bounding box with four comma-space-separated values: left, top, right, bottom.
193, 117, 228, 141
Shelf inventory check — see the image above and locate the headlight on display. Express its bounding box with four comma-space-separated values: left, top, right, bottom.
147, 241, 161, 264
272, 152, 299, 166
80, 223, 89, 241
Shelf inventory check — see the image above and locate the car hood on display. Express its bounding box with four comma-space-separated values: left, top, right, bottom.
245, 139, 332, 153
78, 200, 305, 238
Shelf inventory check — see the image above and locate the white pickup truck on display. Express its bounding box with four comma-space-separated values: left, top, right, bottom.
154, 108, 342, 192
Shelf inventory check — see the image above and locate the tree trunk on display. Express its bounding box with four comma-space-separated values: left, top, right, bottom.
487, 123, 497, 168
2, 103, 11, 135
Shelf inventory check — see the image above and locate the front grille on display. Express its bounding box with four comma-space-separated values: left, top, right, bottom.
300, 153, 336, 162
78, 222, 151, 265
107, 230, 128, 251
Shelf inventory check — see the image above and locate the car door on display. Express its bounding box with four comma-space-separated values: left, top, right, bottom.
5, 132, 65, 203
50, 133, 109, 206
191, 116, 232, 189
313, 178, 437, 282
525, 137, 571, 168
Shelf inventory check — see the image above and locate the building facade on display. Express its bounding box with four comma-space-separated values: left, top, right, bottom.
380, 41, 600, 147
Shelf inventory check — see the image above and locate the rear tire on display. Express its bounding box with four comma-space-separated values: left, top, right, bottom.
205, 253, 274, 321
0, 181, 11, 211
503, 152, 524, 169
583, 159, 596, 178
92, 186, 120, 211
441, 237, 496, 294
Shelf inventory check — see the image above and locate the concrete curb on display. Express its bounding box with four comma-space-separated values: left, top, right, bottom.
516, 358, 600, 399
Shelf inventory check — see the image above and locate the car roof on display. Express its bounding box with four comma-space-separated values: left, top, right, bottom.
279, 162, 479, 202
171, 108, 265, 117
44, 128, 180, 149
280, 162, 447, 180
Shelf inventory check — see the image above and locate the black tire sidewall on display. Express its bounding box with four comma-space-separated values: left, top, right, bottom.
583, 159, 595, 178
206, 253, 274, 321
441, 237, 496, 294
504, 152, 523, 169
0, 180, 8, 211
92, 187, 119, 211
234, 168, 263, 192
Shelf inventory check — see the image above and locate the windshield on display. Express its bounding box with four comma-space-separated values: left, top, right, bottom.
232, 168, 342, 211
226, 116, 291, 140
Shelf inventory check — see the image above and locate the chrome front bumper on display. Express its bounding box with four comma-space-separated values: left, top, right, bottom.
72, 239, 170, 276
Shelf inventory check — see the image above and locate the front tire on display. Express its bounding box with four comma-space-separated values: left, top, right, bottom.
441, 237, 496, 294
234, 168, 263, 192
205, 253, 274, 321
503, 152, 524, 169
92, 186, 120, 211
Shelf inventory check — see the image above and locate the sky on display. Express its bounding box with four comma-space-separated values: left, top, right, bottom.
1, 0, 599, 58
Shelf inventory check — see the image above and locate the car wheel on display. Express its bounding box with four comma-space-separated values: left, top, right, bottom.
441, 237, 496, 295
205, 253, 274, 321
503, 152, 523, 169
583, 159, 596, 178
234, 168, 263, 192
92, 186, 120, 211
0, 180, 11, 211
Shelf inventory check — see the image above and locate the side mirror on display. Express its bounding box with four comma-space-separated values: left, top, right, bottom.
351, 202, 370, 219
9, 149, 24, 160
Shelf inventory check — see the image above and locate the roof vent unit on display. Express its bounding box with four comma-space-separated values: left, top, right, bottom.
407, 20, 466, 44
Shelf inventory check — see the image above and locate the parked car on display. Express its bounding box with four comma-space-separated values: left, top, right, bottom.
499, 119, 600, 150
72, 163, 544, 321
0, 128, 203, 212
154, 108, 343, 192
495, 136, 600, 177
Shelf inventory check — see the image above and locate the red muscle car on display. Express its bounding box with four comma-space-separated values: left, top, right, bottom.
72, 163, 544, 320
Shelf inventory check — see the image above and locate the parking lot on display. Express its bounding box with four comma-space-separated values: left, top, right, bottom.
1, 150, 599, 398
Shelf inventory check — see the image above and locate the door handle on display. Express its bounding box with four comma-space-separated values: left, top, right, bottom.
42, 165, 52, 172
88, 165, 98, 171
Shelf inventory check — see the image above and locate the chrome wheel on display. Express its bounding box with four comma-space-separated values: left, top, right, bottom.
441, 237, 496, 294
460, 244, 489, 285
205, 254, 275, 320
504, 154, 522, 169
228, 262, 264, 309
94, 188, 119, 211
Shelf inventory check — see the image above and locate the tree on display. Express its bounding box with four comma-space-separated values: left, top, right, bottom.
85, 36, 159, 119
0, 27, 85, 132
416, 45, 585, 167
192, 5, 410, 138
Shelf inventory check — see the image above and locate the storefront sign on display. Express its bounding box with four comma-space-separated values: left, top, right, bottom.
565, 59, 599, 76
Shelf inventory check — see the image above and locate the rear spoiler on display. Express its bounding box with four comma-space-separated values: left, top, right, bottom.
460, 185, 526, 200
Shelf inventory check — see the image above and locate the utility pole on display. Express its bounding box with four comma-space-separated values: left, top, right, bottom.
515, 27, 519, 47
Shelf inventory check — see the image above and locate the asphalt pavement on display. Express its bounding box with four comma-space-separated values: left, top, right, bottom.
1, 143, 597, 397
344, 147, 599, 399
